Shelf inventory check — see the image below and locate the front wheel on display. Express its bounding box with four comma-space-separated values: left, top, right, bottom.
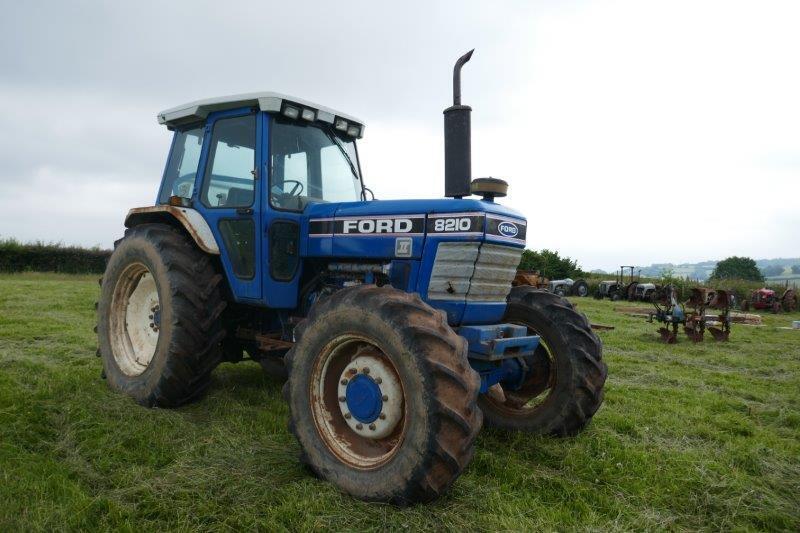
478, 287, 606, 435
284, 286, 481, 504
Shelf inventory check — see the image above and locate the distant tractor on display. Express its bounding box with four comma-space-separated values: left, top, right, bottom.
633, 282, 657, 302
95, 52, 606, 504
513, 270, 549, 289
595, 265, 639, 301
547, 278, 590, 297
741, 287, 799, 313
513, 272, 589, 297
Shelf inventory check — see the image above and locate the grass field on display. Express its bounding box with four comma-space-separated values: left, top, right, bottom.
1, 273, 799, 531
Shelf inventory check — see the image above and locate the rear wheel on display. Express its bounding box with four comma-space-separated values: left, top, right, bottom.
478, 287, 606, 435
284, 286, 481, 504
572, 279, 589, 297
97, 223, 225, 407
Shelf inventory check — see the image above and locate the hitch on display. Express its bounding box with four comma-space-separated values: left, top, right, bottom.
459, 324, 541, 394
458, 323, 540, 361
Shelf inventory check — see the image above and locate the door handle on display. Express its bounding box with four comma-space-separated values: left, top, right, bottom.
236, 207, 253, 215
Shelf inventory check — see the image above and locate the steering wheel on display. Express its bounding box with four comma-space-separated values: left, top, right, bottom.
282, 180, 304, 196
271, 179, 305, 206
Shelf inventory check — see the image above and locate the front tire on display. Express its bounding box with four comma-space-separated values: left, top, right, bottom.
478, 287, 606, 435
97, 223, 226, 407
284, 286, 481, 504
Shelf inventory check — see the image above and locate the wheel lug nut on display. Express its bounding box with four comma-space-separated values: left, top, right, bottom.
375, 377, 382, 384
356, 423, 363, 430
338, 396, 346, 402
340, 379, 348, 385
369, 423, 376, 430
344, 413, 351, 419
149, 323, 154, 328
348, 368, 357, 375
362, 367, 370, 374
148, 314, 153, 319
379, 413, 386, 420
382, 395, 388, 401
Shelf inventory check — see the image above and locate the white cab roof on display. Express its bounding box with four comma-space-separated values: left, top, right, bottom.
157, 91, 364, 136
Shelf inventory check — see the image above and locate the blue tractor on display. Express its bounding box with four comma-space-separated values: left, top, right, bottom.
96, 51, 606, 504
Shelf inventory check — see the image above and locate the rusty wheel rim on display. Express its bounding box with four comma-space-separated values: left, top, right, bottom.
109, 262, 161, 377
309, 334, 406, 469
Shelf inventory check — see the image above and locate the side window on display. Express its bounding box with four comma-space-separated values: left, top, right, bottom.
159, 127, 204, 203
202, 114, 256, 208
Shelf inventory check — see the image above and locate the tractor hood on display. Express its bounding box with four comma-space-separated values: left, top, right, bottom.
303, 198, 527, 260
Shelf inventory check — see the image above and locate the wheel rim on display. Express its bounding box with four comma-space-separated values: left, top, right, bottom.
483, 320, 558, 416
577, 285, 588, 297
109, 263, 161, 376
310, 335, 406, 469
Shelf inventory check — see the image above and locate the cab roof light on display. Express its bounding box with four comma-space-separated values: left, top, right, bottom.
282, 104, 300, 119
346, 124, 360, 137
334, 117, 348, 131
301, 108, 316, 121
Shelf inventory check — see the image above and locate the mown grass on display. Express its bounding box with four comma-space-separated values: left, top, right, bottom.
1, 272, 799, 531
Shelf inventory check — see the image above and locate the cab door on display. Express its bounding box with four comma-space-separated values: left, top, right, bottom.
194, 108, 263, 302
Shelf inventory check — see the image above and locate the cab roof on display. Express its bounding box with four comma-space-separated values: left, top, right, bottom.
157, 91, 365, 137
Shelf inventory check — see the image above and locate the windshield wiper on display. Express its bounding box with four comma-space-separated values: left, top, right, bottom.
322, 126, 360, 181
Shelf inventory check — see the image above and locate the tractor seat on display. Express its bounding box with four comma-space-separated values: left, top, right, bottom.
225, 187, 254, 207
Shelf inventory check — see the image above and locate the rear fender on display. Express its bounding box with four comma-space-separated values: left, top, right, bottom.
124, 206, 220, 255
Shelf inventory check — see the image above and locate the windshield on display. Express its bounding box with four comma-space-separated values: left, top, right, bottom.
270, 118, 362, 210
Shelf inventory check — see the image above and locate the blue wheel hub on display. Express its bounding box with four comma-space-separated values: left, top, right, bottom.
345, 374, 383, 423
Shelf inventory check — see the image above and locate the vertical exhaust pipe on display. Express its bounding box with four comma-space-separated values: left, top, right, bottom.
444, 49, 474, 198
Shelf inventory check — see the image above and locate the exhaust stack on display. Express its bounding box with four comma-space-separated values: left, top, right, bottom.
443, 49, 474, 198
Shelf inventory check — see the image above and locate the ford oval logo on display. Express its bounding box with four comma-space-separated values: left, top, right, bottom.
498, 222, 519, 238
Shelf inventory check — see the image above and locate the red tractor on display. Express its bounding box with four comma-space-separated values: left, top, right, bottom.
741, 288, 798, 313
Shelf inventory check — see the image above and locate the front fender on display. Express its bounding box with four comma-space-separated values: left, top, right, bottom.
125, 206, 220, 255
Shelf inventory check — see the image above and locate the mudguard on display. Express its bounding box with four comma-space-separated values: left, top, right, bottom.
124, 206, 220, 255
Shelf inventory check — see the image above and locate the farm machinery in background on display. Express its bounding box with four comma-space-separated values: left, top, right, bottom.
739, 287, 798, 313
513, 271, 590, 297
649, 286, 732, 343
595, 266, 656, 302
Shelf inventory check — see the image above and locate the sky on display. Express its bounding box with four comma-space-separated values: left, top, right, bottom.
0, 0, 797, 272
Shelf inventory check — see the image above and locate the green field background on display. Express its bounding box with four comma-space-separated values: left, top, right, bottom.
1, 273, 799, 531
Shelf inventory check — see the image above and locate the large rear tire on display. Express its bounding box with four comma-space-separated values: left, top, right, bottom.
284, 285, 481, 504
97, 223, 226, 407
478, 287, 606, 435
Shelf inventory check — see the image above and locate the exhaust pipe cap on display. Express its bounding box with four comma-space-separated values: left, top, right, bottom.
471, 177, 508, 200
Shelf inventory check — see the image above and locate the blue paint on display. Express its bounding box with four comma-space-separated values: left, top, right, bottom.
346, 374, 384, 423
190, 107, 264, 302
459, 324, 540, 360
472, 358, 527, 394
155, 109, 530, 334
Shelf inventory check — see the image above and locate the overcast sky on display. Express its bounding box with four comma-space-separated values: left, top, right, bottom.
0, 0, 797, 271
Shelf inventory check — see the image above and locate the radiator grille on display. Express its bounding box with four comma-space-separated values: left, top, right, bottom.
428, 242, 522, 302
